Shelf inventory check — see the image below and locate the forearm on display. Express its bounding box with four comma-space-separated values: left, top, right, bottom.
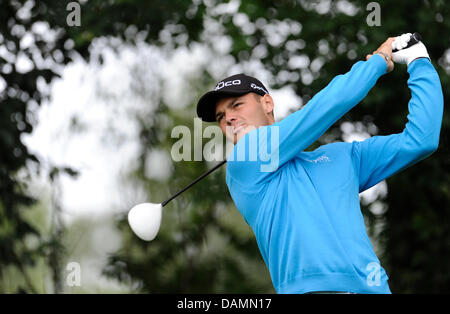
401, 58, 443, 153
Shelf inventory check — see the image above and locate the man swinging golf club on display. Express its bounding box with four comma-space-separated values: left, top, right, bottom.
194, 33, 443, 294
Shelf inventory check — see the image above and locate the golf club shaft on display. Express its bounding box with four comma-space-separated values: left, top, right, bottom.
161, 160, 227, 207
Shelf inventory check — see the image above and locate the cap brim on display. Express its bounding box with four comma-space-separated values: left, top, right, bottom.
196, 90, 247, 122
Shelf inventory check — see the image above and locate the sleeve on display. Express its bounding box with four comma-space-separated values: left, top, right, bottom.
227, 54, 388, 185
351, 58, 444, 192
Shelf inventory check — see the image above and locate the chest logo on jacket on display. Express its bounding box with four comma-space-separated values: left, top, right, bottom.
304, 155, 331, 164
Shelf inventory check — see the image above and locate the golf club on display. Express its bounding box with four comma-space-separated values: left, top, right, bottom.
392, 32, 421, 52
128, 159, 227, 241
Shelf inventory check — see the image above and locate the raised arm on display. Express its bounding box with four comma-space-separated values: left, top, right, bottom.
353, 56, 443, 192
228, 42, 391, 184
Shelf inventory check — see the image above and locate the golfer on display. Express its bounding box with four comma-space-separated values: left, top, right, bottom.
196, 34, 443, 294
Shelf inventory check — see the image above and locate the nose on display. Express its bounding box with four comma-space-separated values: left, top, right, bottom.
225, 111, 237, 125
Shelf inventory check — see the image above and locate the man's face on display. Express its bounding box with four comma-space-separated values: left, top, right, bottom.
215, 93, 275, 144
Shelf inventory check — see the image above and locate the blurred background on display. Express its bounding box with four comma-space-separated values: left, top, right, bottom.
0, 0, 449, 293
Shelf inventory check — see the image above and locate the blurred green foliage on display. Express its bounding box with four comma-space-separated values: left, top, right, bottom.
1, 0, 449, 293
0, 0, 77, 292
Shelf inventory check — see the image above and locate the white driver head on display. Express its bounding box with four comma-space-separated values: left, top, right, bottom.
128, 203, 162, 241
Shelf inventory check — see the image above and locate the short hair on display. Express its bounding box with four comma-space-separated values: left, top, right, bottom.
252, 93, 263, 102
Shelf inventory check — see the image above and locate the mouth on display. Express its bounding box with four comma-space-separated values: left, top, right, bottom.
233, 124, 245, 135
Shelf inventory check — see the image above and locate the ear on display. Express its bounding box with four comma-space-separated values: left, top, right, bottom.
262, 94, 274, 116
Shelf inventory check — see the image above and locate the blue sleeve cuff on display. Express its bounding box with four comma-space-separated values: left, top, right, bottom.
407, 57, 434, 74
370, 54, 388, 75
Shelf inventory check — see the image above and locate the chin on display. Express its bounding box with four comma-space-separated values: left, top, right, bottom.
233, 130, 248, 144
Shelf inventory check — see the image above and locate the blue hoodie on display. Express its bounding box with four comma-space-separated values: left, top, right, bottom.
225, 55, 443, 293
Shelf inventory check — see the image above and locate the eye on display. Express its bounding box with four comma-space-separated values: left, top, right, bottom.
233, 102, 242, 108
216, 114, 224, 122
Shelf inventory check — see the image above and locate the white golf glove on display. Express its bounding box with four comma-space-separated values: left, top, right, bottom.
392, 33, 430, 66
